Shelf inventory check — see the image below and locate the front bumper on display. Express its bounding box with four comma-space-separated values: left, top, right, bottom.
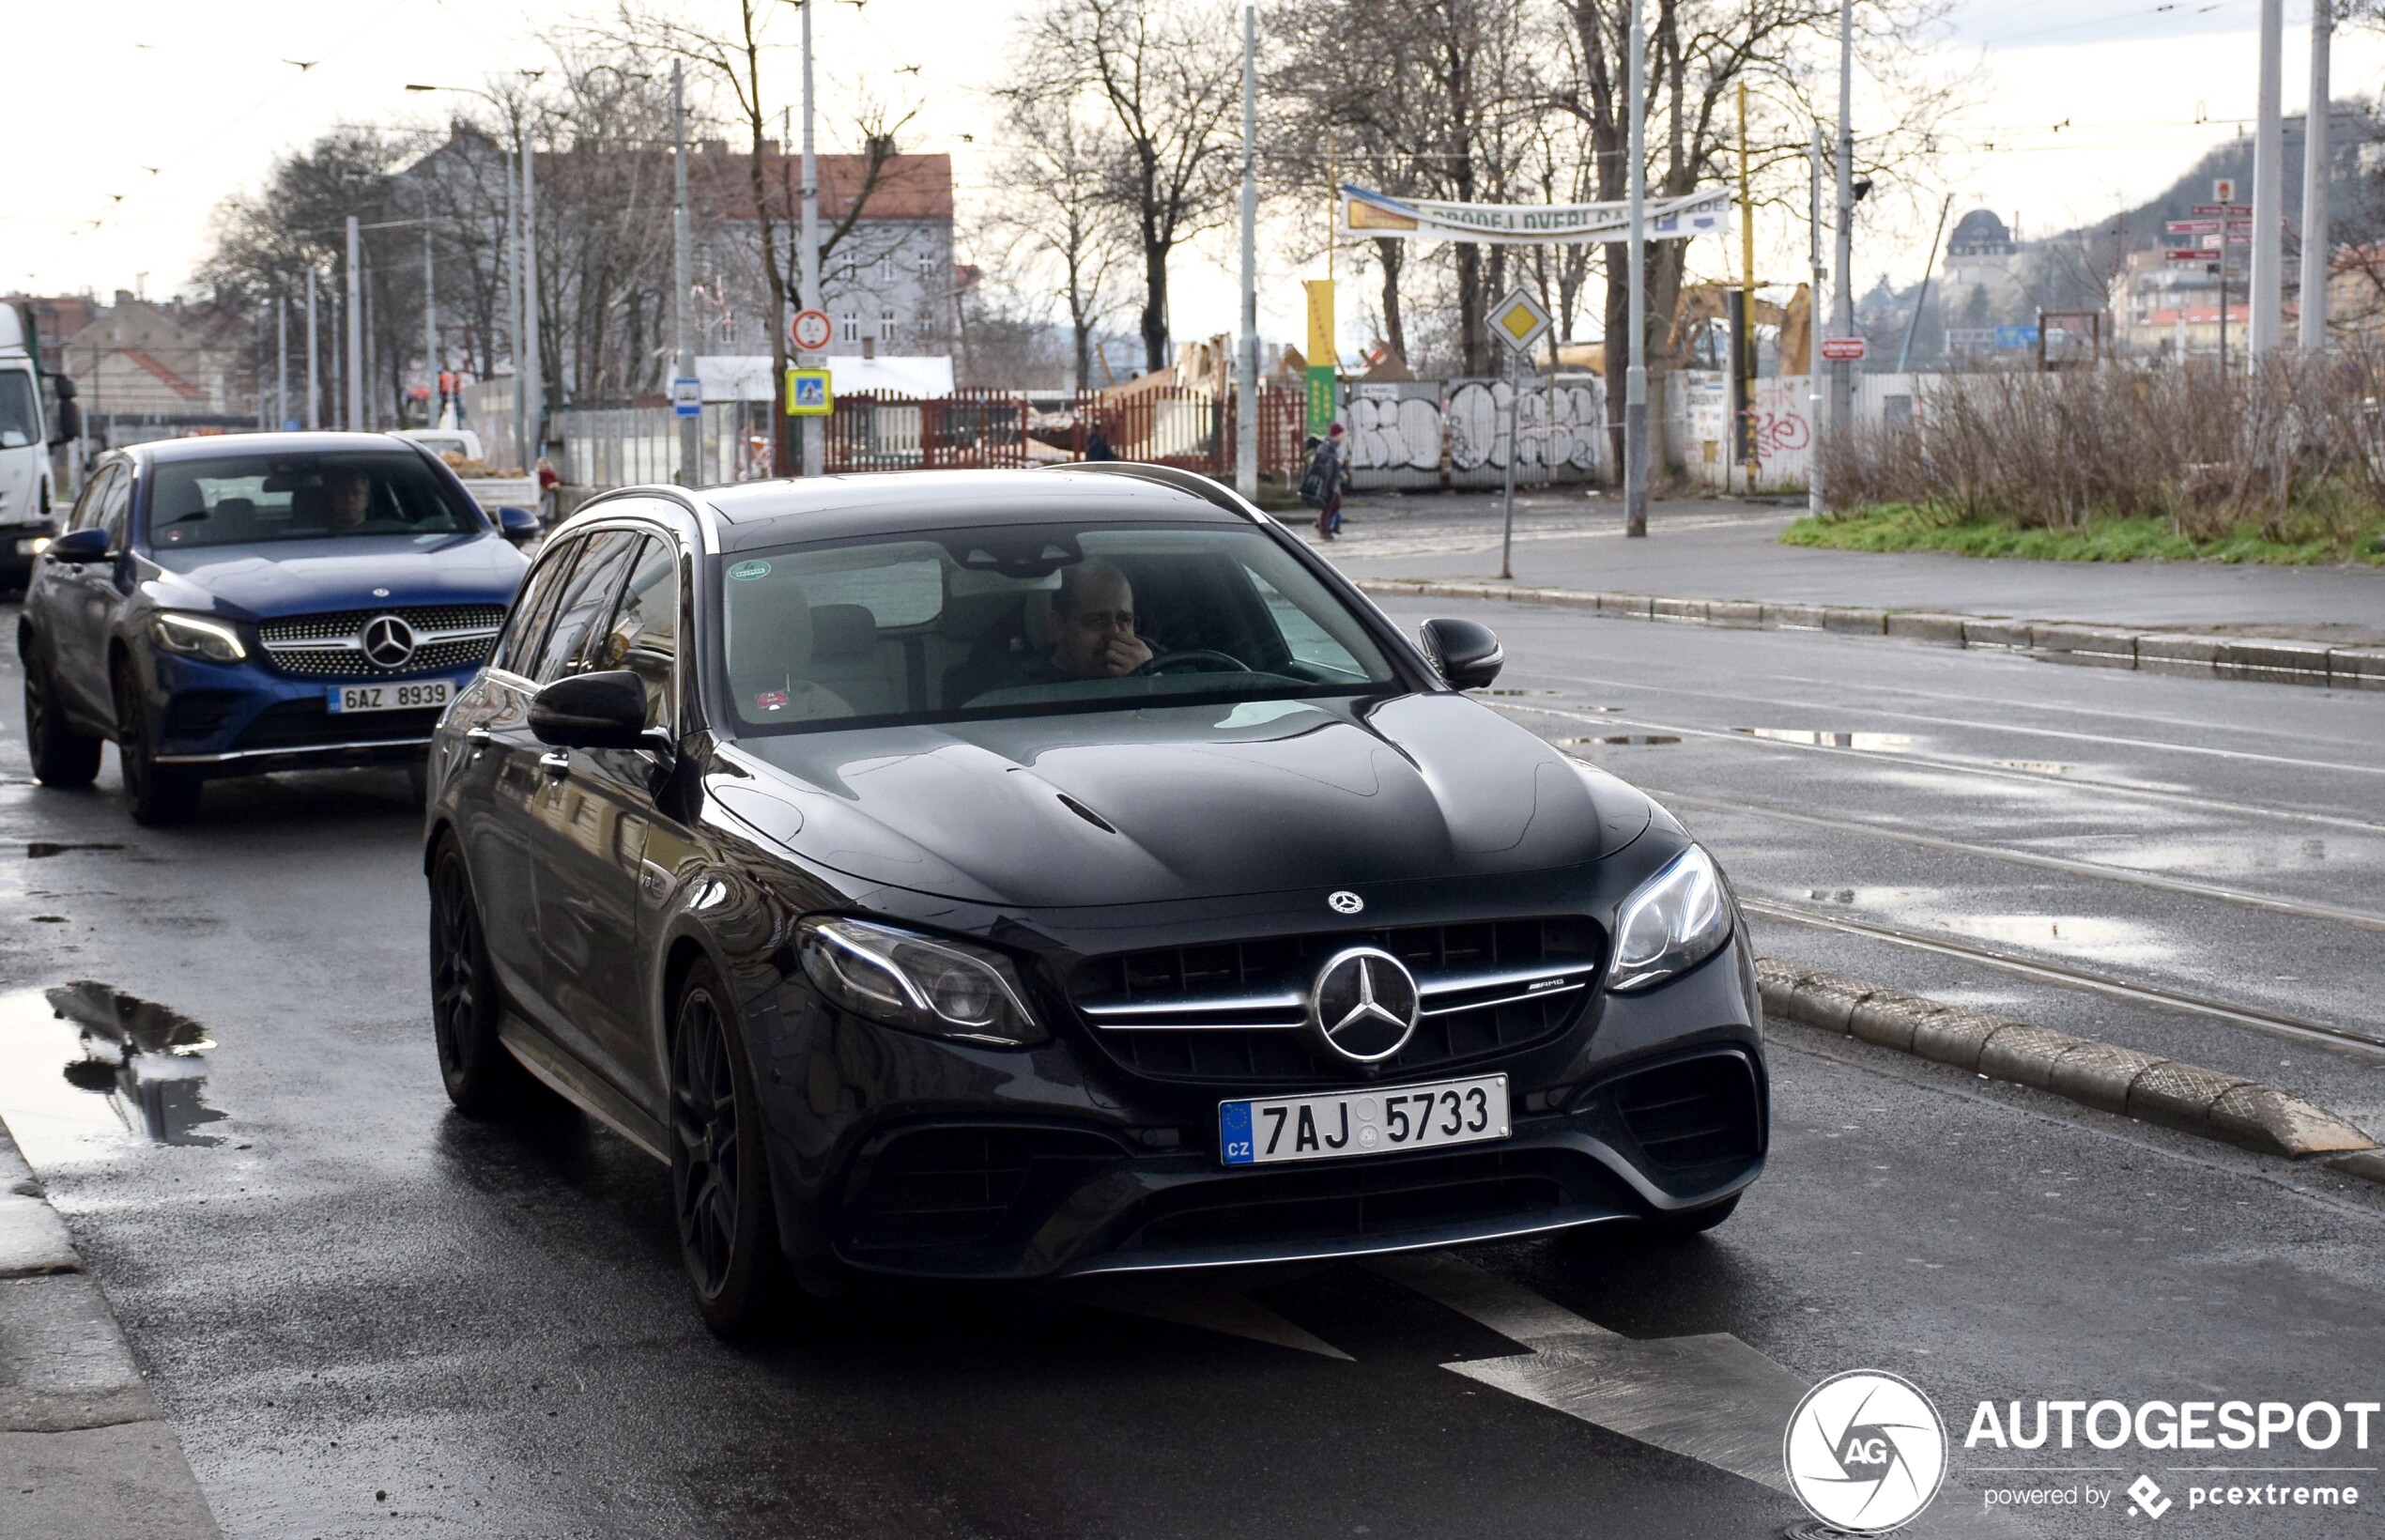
746, 930, 1766, 1280
144, 649, 479, 778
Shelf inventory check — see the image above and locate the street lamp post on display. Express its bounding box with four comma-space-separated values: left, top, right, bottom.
306, 268, 320, 431
2300, 0, 2332, 352
1831, 0, 1854, 450
799, 0, 824, 479
345, 215, 363, 431
1236, 1, 1258, 500
2251, 0, 2284, 356
1623, 0, 1649, 538
673, 60, 701, 487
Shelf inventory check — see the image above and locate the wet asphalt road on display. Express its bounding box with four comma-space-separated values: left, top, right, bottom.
1, 596, 2382, 1540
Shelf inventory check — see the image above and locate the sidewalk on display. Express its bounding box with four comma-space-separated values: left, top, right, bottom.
1, 1119, 218, 1538
1300, 491, 2385, 647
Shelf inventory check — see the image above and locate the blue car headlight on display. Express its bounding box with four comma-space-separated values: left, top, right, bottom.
152, 612, 248, 664
1608, 844, 1733, 993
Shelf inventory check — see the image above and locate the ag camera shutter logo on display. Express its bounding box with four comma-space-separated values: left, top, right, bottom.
1783, 1370, 1948, 1533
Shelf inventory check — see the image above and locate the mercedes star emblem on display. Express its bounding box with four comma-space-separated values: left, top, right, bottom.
1328, 890, 1364, 915
1306, 947, 1421, 1064
362, 615, 418, 670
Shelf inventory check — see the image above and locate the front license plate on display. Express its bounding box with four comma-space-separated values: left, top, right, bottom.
1220, 1074, 1509, 1167
327, 679, 454, 715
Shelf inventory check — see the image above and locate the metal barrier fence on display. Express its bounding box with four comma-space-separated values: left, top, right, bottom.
557, 386, 1310, 490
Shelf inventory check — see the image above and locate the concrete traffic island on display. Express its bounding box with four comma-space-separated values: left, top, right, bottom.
1755, 957, 2385, 1184
0, 1122, 219, 1539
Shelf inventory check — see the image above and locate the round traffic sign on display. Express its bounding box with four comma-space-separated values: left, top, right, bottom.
791, 309, 832, 352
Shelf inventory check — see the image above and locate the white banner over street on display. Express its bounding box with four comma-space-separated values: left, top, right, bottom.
1339, 183, 1732, 245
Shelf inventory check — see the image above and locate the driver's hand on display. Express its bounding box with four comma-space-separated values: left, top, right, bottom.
1101, 634, 1153, 676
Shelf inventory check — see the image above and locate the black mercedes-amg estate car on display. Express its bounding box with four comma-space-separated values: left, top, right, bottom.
423, 464, 1766, 1332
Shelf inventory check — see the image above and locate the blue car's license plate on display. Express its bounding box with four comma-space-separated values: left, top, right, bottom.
327, 680, 454, 715
1220, 1073, 1509, 1166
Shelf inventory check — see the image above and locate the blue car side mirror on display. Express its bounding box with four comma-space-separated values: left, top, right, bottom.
497, 506, 541, 545
44, 527, 111, 564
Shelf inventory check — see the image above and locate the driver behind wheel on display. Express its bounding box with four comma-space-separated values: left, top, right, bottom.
1047, 558, 1153, 680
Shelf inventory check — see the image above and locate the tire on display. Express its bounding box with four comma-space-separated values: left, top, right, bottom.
23, 643, 101, 790
111, 662, 200, 825
428, 839, 530, 1116
669, 961, 782, 1337
1644, 1193, 1740, 1238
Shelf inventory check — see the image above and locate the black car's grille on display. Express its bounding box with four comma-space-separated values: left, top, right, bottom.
1070, 917, 1601, 1085
256, 605, 505, 680
1611, 1055, 1763, 1171
844, 1126, 1121, 1250
232, 699, 444, 751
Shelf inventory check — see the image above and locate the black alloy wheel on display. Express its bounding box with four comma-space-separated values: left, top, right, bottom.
429, 839, 527, 1115
23, 642, 101, 789
110, 661, 199, 825
669, 961, 781, 1336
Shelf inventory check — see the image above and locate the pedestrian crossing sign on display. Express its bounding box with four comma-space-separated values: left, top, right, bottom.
785, 368, 832, 417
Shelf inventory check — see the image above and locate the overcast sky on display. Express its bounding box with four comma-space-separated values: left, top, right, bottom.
6, 0, 2371, 352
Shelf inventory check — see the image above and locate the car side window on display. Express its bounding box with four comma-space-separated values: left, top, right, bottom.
591, 535, 680, 730
491, 537, 583, 677
530, 530, 640, 685
67, 466, 116, 532
98, 471, 132, 551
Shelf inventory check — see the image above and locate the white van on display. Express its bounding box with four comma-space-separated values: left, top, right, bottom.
0, 303, 68, 589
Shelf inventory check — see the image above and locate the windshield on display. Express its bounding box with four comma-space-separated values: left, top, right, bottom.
0, 372, 38, 450
144, 450, 481, 549
719, 520, 1403, 734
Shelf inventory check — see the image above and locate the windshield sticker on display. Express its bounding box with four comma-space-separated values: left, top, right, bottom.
755, 689, 790, 712
730, 560, 772, 580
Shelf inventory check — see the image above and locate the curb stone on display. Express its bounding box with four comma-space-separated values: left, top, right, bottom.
1357, 578, 2385, 692
1753, 958, 2385, 1177
0, 1118, 220, 1538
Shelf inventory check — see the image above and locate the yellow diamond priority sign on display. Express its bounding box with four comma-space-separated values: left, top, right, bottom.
1490, 287, 1552, 359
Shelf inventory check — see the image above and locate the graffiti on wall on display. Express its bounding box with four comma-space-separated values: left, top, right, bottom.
1345, 378, 1609, 483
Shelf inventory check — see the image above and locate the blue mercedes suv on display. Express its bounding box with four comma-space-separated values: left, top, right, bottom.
17, 432, 536, 823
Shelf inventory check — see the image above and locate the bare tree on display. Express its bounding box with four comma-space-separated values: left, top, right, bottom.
987, 89, 1131, 388
1016, 0, 1242, 374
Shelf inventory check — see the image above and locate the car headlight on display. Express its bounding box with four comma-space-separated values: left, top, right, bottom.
1608, 844, 1733, 993
152, 612, 247, 663
796, 916, 1045, 1046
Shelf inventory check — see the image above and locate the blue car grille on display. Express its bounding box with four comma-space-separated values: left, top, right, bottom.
256, 605, 506, 680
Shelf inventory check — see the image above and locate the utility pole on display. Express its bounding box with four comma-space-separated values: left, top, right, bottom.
422, 191, 438, 430
1236, 0, 1258, 500
1623, 0, 1649, 537
1736, 81, 1756, 496
1899, 194, 1953, 373
507, 147, 525, 469
275, 293, 288, 432
2300, 0, 2332, 352
522, 137, 544, 464
1808, 124, 1823, 516
2251, 0, 2284, 355
673, 60, 701, 487
1831, 0, 1855, 443
305, 269, 320, 430
799, 0, 824, 478
345, 216, 363, 432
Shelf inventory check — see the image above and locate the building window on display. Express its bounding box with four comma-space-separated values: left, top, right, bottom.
879, 312, 896, 343
876, 254, 895, 285
916, 252, 936, 279
839, 313, 859, 344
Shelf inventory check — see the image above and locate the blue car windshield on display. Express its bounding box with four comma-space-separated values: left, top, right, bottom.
720, 520, 1402, 734
146, 451, 479, 549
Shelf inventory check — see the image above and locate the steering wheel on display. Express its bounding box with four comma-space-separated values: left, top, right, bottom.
1138, 648, 1253, 675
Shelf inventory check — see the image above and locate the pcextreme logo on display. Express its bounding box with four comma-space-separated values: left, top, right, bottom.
1783, 1370, 1949, 1533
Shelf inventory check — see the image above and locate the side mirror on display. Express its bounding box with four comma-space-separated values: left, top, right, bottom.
497, 506, 541, 546
48, 377, 81, 447
530, 670, 656, 751
44, 527, 110, 565
1419, 618, 1504, 690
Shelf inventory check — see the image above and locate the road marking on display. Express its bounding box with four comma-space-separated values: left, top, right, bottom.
1366, 1251, 2026, 1538
1657, 787, 2385, 935
1042, 1274, 1353, 1361
1743, 897, 2385, 1055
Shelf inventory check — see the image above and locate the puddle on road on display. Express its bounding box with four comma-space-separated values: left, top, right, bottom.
1481, 688, 1561, 697
1574, 734, 1682, 747
25, 842, 125, 859
0, 983, 226, 1163
1733, 728, 1917, 751
1991, 761, 2076, 776
1787, 888, 2171, 963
